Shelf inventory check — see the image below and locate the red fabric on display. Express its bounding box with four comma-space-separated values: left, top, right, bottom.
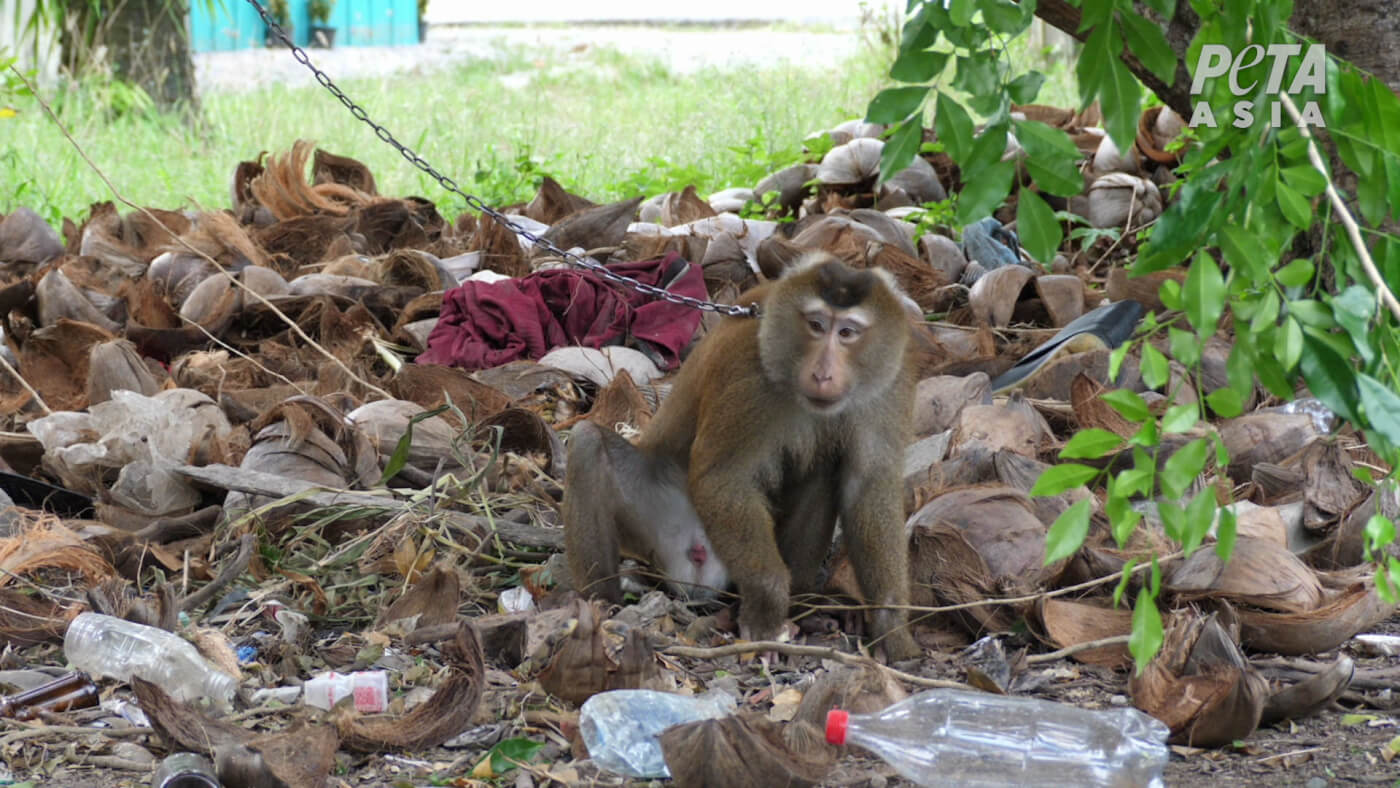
416, 252, 706, 371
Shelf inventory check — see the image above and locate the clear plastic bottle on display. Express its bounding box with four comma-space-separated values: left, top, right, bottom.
825, 689, 1170, 788
64, 612, 238, 709
578, 689, 737, 778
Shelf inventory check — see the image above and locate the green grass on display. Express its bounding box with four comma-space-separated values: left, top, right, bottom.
1, 27, 1078, 227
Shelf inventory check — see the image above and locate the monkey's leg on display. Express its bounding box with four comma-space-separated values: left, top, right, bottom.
691, 478, 790, 642
841, 470, 921, 661
774, 471, 839, 594
561, 422, 625, 602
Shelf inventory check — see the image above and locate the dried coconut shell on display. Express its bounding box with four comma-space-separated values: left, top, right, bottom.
20, 319, 116, 413
1036, 597, 1132, 668
178, 272, 240, 327
467, 212, 529, 276
539, 346, 662, 388
848, 209, 919, 257
817, 137, 883, 186
661, 713, 832, 788
921, 233, 967, 282
475, 407, 565, 475
949, 396, 1049, 459
1092, 133, 1140, 174
1136, 106, 1185, 166
1088, 172, 1163, 229
911, 373, 990, 436
35, 268, 121, 332
390, 363, 511, 425
659, 185, 718, 227
311, 147, 378, 195
1292, 439, 1368, 532
470, 360, 578, 401
0, 520, 117, 588
1237, 569, 1396, 655
1305, 486, 1400, 569
826, 118, 886, 144
1071, 373, 1139, 439
239, 264, 291, 298
87, 339, 163, 405
882, 154, 946, 206
535, 598, 664, 706
146, 252, 219, 307
993, 449, 1093, 527
968, 264, 1034, 327
1034, 274, 1086, 327
1106, 267, 1186, 313
756, 234, 813, 280
525, 176, 596, 224
0, 206, 64, 265
754, 163, 818, 215
582, 368, 654, 431
346, 398, 460, 470
538, 196, 644, 257
1218, 411, 1322, 481
1166, 536, 1325, 614
76, 202, 166, 277
909, 324, 998, 377
1130, 612, 1268, 747
707, 187, 754, 214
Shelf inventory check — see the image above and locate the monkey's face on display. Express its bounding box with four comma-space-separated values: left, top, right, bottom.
795, 303, 869, 413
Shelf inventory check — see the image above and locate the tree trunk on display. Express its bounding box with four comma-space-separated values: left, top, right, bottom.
62, 0, 198, 110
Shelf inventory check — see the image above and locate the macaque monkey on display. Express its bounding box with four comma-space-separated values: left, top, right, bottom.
562, 252, 920, 660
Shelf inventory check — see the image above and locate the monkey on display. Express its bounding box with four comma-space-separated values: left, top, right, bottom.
561, 252, 920, 661
562, 420, 730, 601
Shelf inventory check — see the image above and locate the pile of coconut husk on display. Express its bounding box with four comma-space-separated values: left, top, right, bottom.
0, 103, 1396, 787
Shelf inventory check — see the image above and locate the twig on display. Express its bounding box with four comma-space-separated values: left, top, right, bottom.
1025, 634, 1130, 664
1279, 91, 1400, 324
663, 640, 975, 690
8, 65, 392, 400
181, 533, 256, 614
0, 723, 150, 747
0, 351, 50, 414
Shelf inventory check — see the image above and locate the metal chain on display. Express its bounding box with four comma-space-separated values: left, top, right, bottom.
240, 0, 758, 318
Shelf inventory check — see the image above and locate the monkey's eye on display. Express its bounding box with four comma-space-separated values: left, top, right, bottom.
806, 318, 826, 334
838, 326, 860, 340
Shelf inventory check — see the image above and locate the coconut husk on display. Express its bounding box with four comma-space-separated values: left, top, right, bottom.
524, 176, 596, 224
1034, 274, 1086, 327
1136, 106, 1185, 166
1218, 411, 1322, 481
0, 520, 117, 588
1105, 267, 1186, 313
1304, 487, 1400, 569
538, 196, 644, 258
581, 369, 654, 431
0, 206, 64, 266
178, 211, 269, 270
474, 408, 565, 475
146, 251, 219, 308
993, 449, 1093, 527
968, 264, 1034, 327
75, 202, 153, 277
178, 272, 240, 328
86, 339, 164, 405
756, 234, 811, 280
534, 598, 664, 706
921, 234, 967, 282
33, 267, 119, 333
347, 198, 428, 254
467, 212, 529, 277
911, 373, 990, 437
1088, 173, 1163, 229
1290, 440, 1368, 532
1260, 654, 1355, 727
881, 155, 946, 206
754, 163, 818, 215
251, 139, 368, 220
239, 264, 291, 299
790, 664, 908, 733
1166, 537, 1325, 613
390, 363, 511, 425
1237, 569, 1396, 655
1036, 597, 1132, 668
311, 147, 378, 195
908, 324, 998, 378
700, 232, 759, 294
829, 234, 950, 312
1229, 501, 1299, 547
19, 319, 116, 413
375, 564, 463, 631
949, 395, 1049, 459
817, 137, 882, 187
661, 713, 833, 788
1130, 611, 1269, 747
470, 360, 578, 401
1020, 347, 1137, 402
256, 214, 358, 268
1092, 134, 1141, 175
1070, 373, 1138, 438
0, 586, 71, 647
659, 185, 718, 227
347, 398, 461, 471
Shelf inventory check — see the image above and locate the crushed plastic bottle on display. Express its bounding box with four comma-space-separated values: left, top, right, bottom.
578, 689, 737, 778
826, 688, 1170, 788
64, 612, 238, 708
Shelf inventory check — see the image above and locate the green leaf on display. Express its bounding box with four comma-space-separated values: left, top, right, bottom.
1205, 387, 1244, 418
1008, 71, 1046, 104
891, 49, 950, 83
1159, 500, 1186, 542
1299, 332, 1360, 425
1357, 373, 1400, 452
1183, 252, 1226, 339
955, 160, 1016, 223
1182, 489, 1216, 557
1031, 463, 1099, 496
934, 91, 975, 162
1045, 499, 1093, 565
1274, 316, 1303, 372
1136, 178, 1224, 272
1249, 289, 1280, 334
1014, 120, 1085, 196
1161, 404, 1199, 434
1216, 506, 1237, 560
1280, 165, 1328, 197
880, 117, 924, 185
1102, 389, 1150, 422
981, 0, 1030, 34
1158, 278, 1183, 310
1113, 556, 1140, 606
1140, 343, 1169, 389
488, 737, 545, 774
1101, 59, 1142, 156
1274, 258, 1315, 288
867, 86, 930, 124
1061, 428, 1125, 459
1016, 190, 1062, 264
1364, 514, 1397, 559
952, 53, 1000, 99
1117, 10, 1177, 84
1168, 326, 1201, 367
1216, 225, 1268, 282
948, 0, 975, 26
1109, 341, 1131, 380
1288, 299, 1337, 329
378, 404, 450, 486
962, 119, 1009, 177
1161, 438, 1209, 499
1130, 586, 1164, 674
1333, 285, 1376, 364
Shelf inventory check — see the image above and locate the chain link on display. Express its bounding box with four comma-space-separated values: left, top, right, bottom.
241, 0, 759, 318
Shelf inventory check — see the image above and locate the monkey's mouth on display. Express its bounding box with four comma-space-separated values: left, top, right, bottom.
803, 394, 844, 412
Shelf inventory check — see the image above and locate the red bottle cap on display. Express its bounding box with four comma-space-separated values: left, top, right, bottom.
825, 709, 849, 745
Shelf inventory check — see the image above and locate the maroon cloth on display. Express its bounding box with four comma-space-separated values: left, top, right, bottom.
417, 252, 706, 371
